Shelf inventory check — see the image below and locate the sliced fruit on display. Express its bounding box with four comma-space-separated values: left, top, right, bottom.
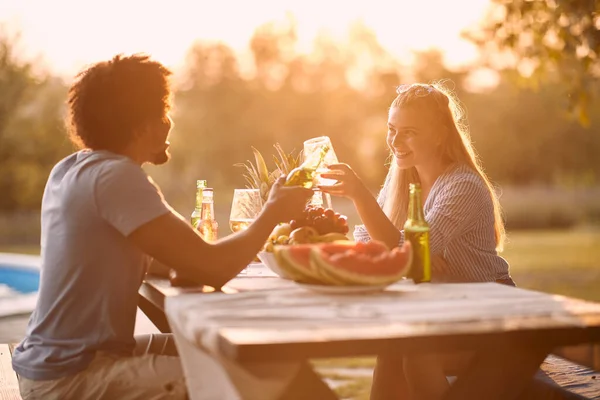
312, 240, 412, 286
274, 244, 322, 283
352, 240, 389, 255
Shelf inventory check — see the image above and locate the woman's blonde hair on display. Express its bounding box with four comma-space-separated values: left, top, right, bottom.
378, 82, 506, 252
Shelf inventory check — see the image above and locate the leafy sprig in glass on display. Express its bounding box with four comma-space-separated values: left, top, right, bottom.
303, 136, 339, 209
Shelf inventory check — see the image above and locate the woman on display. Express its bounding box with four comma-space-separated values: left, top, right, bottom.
320, 82, 514, 399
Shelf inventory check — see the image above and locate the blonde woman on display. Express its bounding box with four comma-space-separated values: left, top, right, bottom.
320, 83, 514, 399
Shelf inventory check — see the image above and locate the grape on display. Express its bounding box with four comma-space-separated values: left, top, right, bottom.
298, 205, 349, 235
290, 220, 298, 230
312, 216, 327, 234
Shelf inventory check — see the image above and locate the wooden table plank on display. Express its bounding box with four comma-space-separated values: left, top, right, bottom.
164, 282, 600, 363
138, 264, 288, 332
141, 271, 600, 370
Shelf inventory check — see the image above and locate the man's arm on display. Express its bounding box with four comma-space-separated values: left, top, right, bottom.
128, 177, 312, 288
129, 206, 279, 289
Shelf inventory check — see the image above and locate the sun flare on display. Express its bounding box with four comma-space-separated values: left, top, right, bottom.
1, 0, 492, 79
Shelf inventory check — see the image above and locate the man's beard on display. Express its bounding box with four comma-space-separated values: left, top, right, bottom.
151, 149, 170, 165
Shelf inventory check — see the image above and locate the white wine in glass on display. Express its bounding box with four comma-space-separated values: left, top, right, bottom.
229, 188, 263, 275
229, 189, 262, 232
303, 136, 339, 208
229, 218, 253, 233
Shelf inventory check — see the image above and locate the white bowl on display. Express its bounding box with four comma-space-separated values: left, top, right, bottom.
257, 251, 293, 280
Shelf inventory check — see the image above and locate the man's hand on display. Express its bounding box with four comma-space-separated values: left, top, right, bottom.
263, 177, 313, 223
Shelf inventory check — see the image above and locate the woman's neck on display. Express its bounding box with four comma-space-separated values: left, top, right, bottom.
415, 159, 454, 201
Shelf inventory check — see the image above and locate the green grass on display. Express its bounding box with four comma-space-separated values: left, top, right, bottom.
503, 229, 600, 301
2, 229, 599, 400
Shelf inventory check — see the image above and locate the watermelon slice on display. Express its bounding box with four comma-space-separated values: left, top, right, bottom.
311, 240, 412, 286
274, 245, 322, 283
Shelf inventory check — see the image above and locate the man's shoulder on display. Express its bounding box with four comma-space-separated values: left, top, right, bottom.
64, 150, 142, 178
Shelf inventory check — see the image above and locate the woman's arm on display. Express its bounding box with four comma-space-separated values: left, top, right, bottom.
352, 188, 403, 249
320, 164, 402, 249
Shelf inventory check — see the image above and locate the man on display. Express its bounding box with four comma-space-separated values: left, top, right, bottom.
12, 54, 337, 399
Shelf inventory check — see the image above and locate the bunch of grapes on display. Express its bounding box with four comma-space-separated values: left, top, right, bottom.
290, 206, 349, 235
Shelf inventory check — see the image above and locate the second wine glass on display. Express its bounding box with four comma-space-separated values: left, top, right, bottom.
303, 136, 339, 209
229, 188, 263, 233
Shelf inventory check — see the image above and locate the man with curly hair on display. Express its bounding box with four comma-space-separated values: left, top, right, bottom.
11, 54, 336, 400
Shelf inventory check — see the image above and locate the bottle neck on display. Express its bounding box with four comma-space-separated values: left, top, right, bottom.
201, 202, 215, 220
201, 189, 215, 220
407, 184, 425, 223
195, 180, 207, 211
195, 188, 204, 210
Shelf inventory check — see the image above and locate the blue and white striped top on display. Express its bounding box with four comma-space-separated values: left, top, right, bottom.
354, 163, 512, 283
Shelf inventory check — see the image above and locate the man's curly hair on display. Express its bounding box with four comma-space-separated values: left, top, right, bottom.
67, 54, 172, 151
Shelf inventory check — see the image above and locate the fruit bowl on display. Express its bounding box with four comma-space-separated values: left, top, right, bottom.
268, 240, 413, 288
257, 251, 294, 279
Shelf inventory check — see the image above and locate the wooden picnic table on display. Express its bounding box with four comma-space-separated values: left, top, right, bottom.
139, 266, 600, 400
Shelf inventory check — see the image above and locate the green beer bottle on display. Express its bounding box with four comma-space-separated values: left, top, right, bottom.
191, 180, 207, 229
172, 179, 209, 288
284, 144, 330, 189
404, 183, 431, 283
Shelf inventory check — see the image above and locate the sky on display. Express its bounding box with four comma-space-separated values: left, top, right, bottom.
0, 0, 494, 80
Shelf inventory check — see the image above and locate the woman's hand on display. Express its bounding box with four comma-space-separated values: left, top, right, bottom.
319, 163, 371, 204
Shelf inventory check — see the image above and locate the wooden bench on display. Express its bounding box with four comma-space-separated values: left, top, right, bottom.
528, 355, 600, 399
1, 343, 599, 400
0, 344, 21, 399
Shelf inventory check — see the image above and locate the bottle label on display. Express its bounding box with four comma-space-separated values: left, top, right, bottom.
405, 229, 431, 283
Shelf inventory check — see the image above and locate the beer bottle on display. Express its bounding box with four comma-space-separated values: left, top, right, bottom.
196, 187, 219, 241
191, 180, 207, 229
284, 144, 330, 189
404, 183, 431, 283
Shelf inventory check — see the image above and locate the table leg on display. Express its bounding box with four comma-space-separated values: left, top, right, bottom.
138, 294, 172, 333
444, 341, 551, 400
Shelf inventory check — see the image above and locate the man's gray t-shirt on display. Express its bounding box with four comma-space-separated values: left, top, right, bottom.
12, 150, 171, 380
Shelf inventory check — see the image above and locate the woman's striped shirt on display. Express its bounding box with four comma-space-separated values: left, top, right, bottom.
354, 163, 512, 283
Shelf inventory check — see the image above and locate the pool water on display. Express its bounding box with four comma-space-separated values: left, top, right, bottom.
0, 266, 40, 293
0, 253, 41, 294
0, 253, 41, 318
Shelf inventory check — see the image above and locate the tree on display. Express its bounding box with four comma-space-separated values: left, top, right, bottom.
465, 0, 600, 125
0, 29, 70, 211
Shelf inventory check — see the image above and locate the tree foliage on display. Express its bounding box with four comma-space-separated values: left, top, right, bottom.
0, 30, 71, 211
465, 0, 600, 125
1, 21, 599, 214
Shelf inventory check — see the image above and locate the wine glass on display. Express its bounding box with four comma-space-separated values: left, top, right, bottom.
303, 136, 339, 209
229, 189, 263, 275
229, 189, 262, 233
